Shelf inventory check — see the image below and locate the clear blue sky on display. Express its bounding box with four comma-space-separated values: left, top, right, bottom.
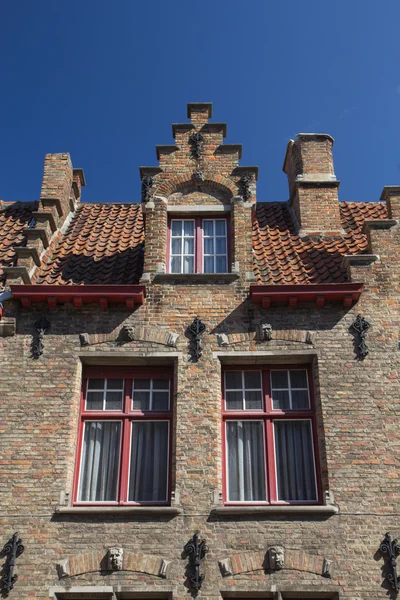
1, 0, 399, 204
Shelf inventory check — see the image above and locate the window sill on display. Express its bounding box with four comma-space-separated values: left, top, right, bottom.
55, 505, 183, 516
153, 273, 240, 283
212, 504, 338, 515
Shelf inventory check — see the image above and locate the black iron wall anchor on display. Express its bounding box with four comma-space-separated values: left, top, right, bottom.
380, 532, 400, 595
238, 172, 254, 201
188, 316, 206, 361
184, 531, 208, 592
141, 175, 154, 203
1, 532, 24, 595
351, 314, 371, 359
32, 316, 50, 359
189, 132, 204, 160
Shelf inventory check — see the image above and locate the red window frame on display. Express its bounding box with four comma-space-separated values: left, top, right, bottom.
221, 365, 321, 506
73, 367, 173, 506
167, 216, 231, 274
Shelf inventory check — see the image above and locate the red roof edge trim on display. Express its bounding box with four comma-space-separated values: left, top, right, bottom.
11, 285, 146, 310
250, 282, 363, 309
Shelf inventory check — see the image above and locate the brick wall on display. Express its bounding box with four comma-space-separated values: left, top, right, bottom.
1, 105, 399, 600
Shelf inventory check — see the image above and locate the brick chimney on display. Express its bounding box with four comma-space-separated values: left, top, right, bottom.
283, 133, 343, 235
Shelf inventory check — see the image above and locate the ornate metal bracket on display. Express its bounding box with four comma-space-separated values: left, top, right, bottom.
32, 316, 50, 359
184, 531, 208, 592
238, 172, 253, 201
188, 316, 206, 361
141, 175, 154, 203
1, 532, 24, 595
351, 314, 370, 359
189, 132, 204, 160
380, 532, 400, 594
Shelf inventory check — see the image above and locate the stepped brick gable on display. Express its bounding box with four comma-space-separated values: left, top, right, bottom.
0, 103, 399, 600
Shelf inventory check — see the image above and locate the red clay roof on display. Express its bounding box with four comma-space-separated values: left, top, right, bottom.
253, 201, 387, 284
0, 200, 388, 287
35, 203, 145, 285
0, 200, 38, 285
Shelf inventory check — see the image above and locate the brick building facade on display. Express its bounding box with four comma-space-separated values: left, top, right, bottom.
1, 103, 400, 600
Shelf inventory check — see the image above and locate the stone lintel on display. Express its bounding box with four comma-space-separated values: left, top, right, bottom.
14, 246, 41, 266
362, 218, 397, 233
380, 185, 400, 201
217, 144, 243, 159
167, 204, 231, 213
2, 266, 31, 285
233, 166, 259, 181
342, 254, 379, 268
297, 132, 335, 145
73, 168, 86, 186
139, 166, 164, 178
156, 145, 179, 160
0, 317, 16, 337
187, 102, 212, 118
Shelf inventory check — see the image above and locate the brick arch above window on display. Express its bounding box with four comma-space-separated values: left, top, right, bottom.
155, 172, 237, 199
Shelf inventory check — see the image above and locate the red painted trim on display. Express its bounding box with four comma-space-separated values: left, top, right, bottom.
11, 285, 146, 308
250, 282, 363, 308
221, 365, 321, 506
73, 367, 173, 506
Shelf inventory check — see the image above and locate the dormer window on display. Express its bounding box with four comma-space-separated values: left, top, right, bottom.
169, 218, 228, 274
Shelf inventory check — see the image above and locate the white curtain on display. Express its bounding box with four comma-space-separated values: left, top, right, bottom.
227, 421, 266, 501
129, 421, 168, 502
79, 421, 121, 501
274, 420, 316, 501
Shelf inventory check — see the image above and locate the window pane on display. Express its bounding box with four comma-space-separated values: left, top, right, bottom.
204, 256, 214, 273
245, 390, 263, 410
203, 220, 213, 236
171, 220, 182, 235
226, 421, 266, 501
153, 380, 169, 390
183, 220, 195, 236
225, 371, 242, 389
171, 238, 182, 254
170, 256, 181, 273
152, 392, 169, 410
105, 391, 123, 411
216, 237, 226, 254
244, 371, 261, 389
183, 237, 194, 255
183, 256, 194, 273
225, 390, 243, 410
272, 390, 290, 410
215, 220, 226, 235
132, 391, 150, 411
129, 421, 169, 502
107, 379, 123, 389
134, 379, 150, 390
271, 370, 288, 389
291, 390, 310, 410
88, 378, 104, 390
290, 370, 308, 388
274, 420, 317, 501
86, 391, 103, 411
204, 238, 214, 255
216, 256, 227, 273
78, 421, 121, 502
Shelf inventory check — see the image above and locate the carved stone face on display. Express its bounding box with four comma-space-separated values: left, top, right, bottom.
261, 323, 273, 341
108, 547, 123, 571
269, 546, 284, 570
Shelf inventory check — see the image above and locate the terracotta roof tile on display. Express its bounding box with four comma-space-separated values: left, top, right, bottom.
35, 203, 144, 285
0, 200, 38, 285
253, 201, 388, 284
0, 199, 389, 287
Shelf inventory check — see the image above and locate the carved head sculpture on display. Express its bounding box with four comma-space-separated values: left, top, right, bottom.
268, 546, 285, 570
261, 323, 273, 341
108, 547, 123, 571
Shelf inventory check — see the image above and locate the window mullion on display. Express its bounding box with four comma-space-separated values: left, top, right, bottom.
119, 417, 131, 503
